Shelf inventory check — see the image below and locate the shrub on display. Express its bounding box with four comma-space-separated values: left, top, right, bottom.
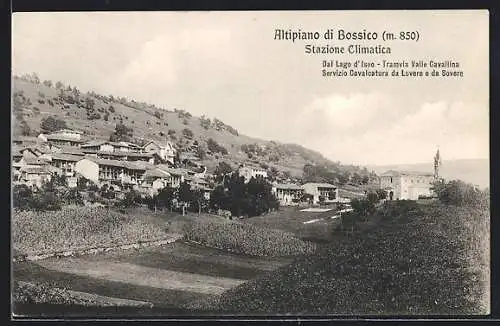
432, 180, 489, 209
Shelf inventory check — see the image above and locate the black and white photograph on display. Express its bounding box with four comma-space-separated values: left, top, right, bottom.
11, 10, 490, 317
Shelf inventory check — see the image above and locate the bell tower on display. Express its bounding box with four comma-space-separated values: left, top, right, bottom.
433, 148, 442, 180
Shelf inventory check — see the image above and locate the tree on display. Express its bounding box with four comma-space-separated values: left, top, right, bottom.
376, 189, 388, 201
207, 138, 228, 155
62, 189, 84, 205
31, 192, 61, 211
13, 184, 34, 210
190, 189, 207, 215
178, 181, 193, 216
31, 72, 40, 84
351, 173, 363, 185
85, 97, 95, 110
55, 81, 64, 89
362, 175, 370, 184
43, 80, 53, 88
117, 189, 141, 208
109, 123, 133, 142
214, 161, 233, 183
18, 120, 31, 136
154, 111, 162, 119
199, 115, 212, 130
156, 186, 176, 212
196, 145, 207, 160
182, 128, 194, 139
40, 116, 67, 133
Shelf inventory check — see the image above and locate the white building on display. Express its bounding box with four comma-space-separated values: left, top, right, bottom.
302, 183, 339, 204
238, 165, 268, 183
143, 140, 176, 164
74, 157, 153, 189
380, 170, 435, 200
272, 183, 303, 206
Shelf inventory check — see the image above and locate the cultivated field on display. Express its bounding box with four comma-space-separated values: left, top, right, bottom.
13, 241, 292, 316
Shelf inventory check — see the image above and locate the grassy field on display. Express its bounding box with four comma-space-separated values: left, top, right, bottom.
204, 201, 489, 315
240, 206, 342, 244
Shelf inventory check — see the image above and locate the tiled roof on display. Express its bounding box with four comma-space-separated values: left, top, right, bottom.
59, 148, 85, 156
12, 136, 39, 143
156, 165, 190, 176
51, 153, 83, 162
381, 170, 434, 177
84, 157, 154, 170
19, 166, 51, 174
97, 151, 153, 158
302, 182, 337, 189
273, 183, 303, 190
52, 129, 84, 134
144, 169, 171, 179
22, 156, 49, 165
46, 135, 84, 142
81, 140, 108, 147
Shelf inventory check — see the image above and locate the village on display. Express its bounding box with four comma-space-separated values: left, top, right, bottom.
12, 126, 442, 217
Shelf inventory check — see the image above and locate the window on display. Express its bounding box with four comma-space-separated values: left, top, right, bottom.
390, 177, 393, 183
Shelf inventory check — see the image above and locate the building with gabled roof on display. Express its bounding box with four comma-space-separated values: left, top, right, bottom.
272, 183, 304, 206
302, 182, 339, 204
74, 157, 154, 188
143, 140, 176, 164
18, 165, 52, 188
380, 170, 435, 200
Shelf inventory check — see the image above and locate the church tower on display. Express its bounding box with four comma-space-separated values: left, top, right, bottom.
434, 148, 442, 180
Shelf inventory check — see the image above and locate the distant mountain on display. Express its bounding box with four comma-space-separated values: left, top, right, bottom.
11, 74, 373, 182
367, 159, 489, 189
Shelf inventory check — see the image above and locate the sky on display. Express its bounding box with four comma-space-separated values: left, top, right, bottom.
12, 11, 489, 166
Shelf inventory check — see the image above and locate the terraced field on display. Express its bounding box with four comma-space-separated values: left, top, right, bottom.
13, 241, 293, 317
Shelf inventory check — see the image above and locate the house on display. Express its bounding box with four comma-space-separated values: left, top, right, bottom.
51, 129, 84, 140
156, 165, 189, 188
18, 166, 52, 188
272, 183, 304, 206
95, 150, 154, 163
380, 170, 435, 200
43, 134, 84, 147
142, 168, 172, 194
238, 165, 268, 183
74, 158, 154, 188
143, 140, 176, 164
80, 140, 115, 152
12, 136, 39, 146
302, 183, 339, 204
81, 140, 154, 163
50, 153, 83, 177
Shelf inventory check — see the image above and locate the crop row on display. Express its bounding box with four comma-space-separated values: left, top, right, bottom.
12, 207, 167, 256
182, 217, 316, 257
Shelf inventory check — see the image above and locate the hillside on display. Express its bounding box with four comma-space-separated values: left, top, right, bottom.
367, 159, 489, 190
12, 74, 375, 183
